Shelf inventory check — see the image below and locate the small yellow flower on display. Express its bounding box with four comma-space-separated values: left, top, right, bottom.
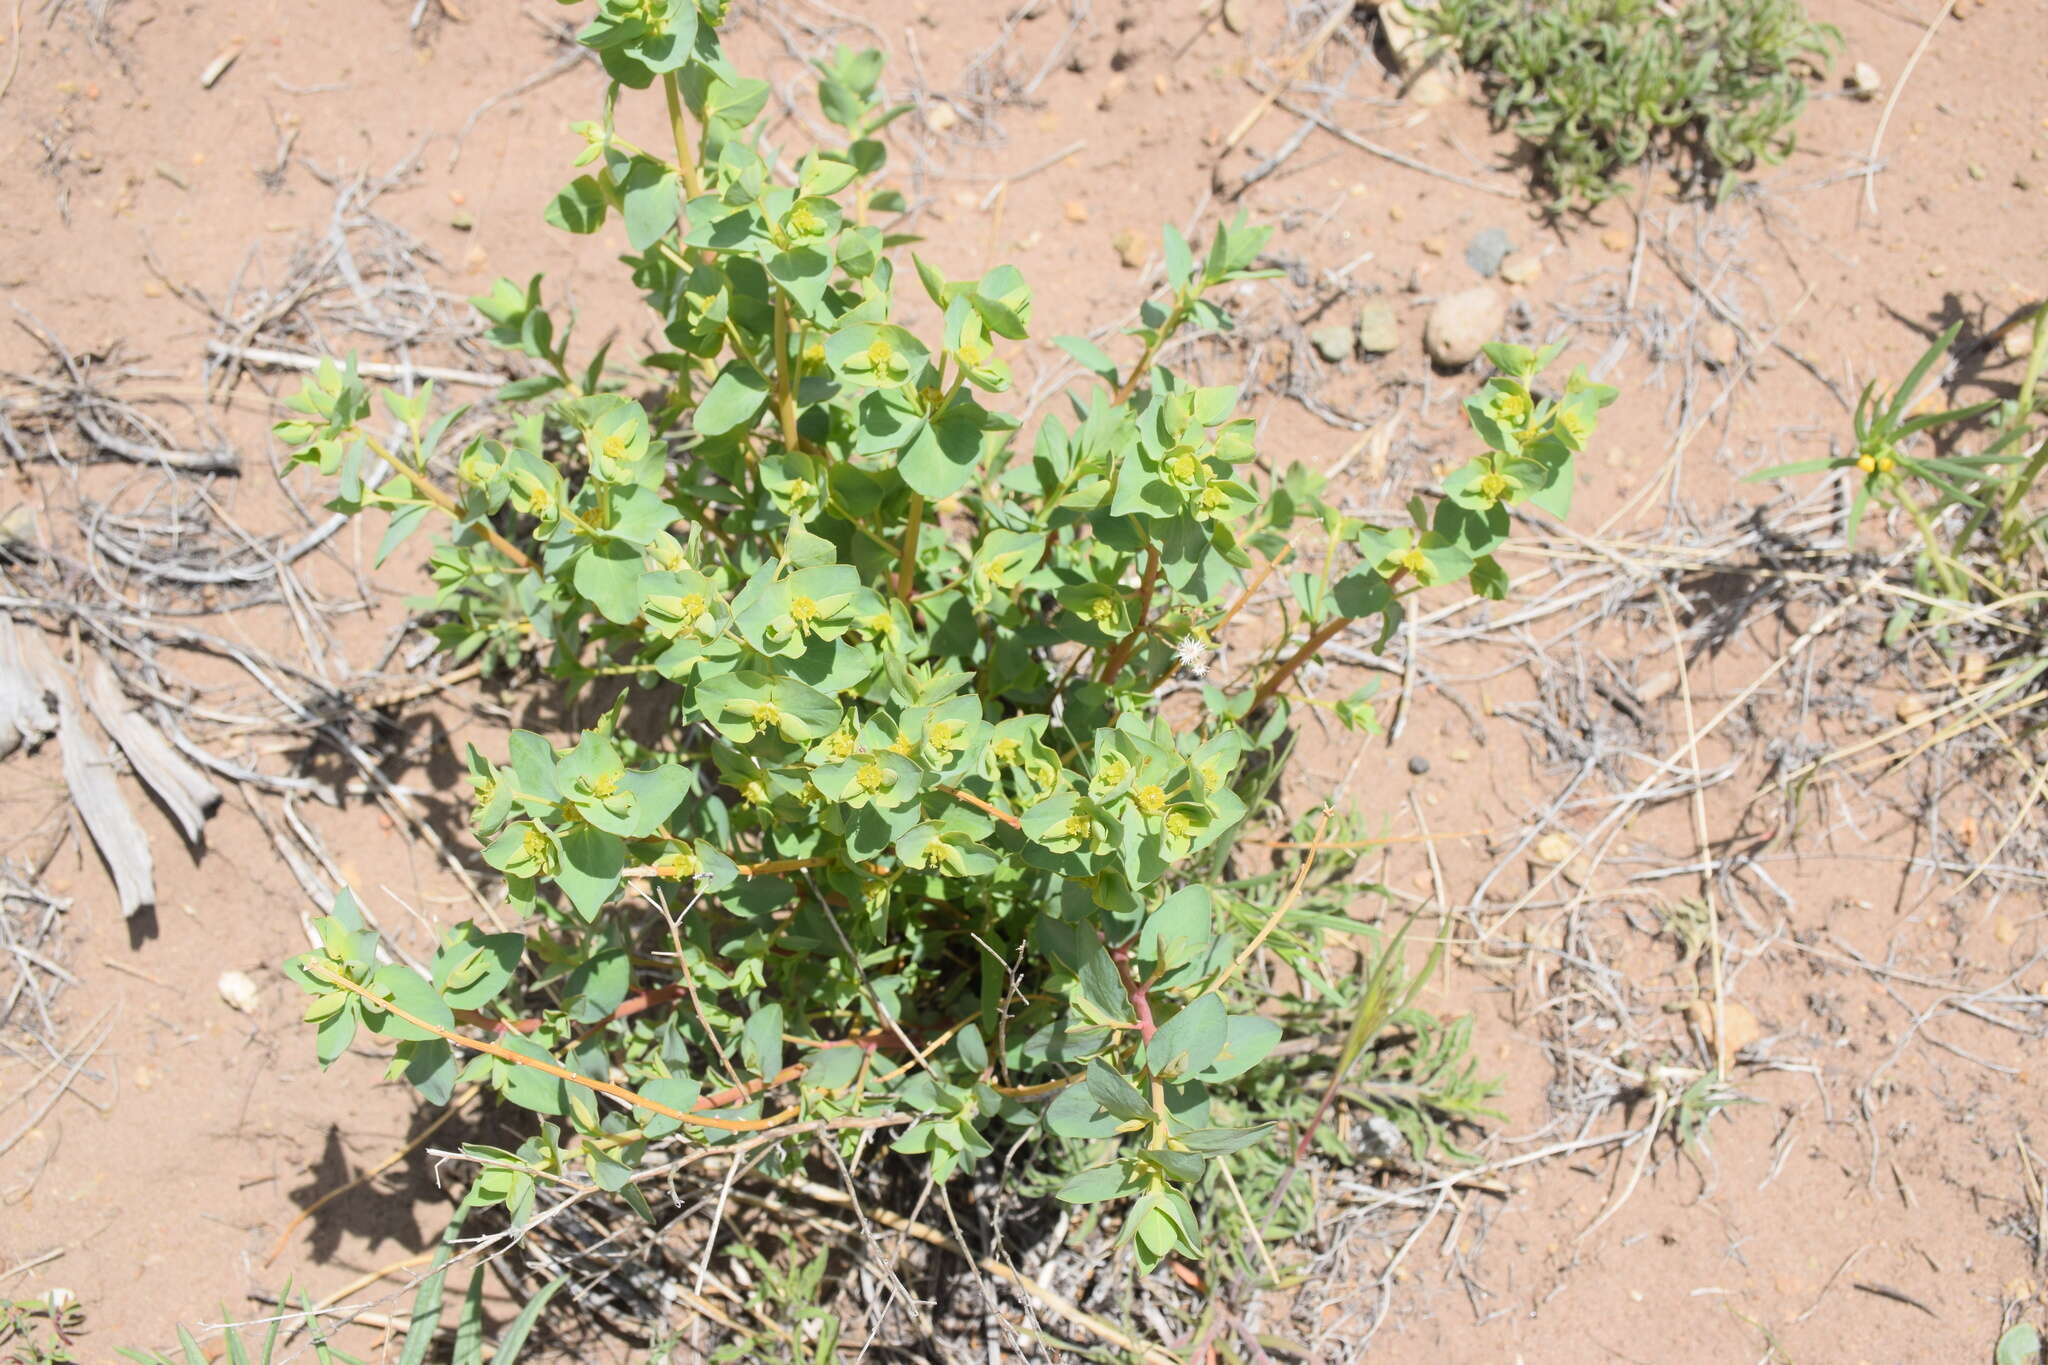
1856, 453, 1877, 475
855, 761, 887, 793
1133, 784, 1167, 815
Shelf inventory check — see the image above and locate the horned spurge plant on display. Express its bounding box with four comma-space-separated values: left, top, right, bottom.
276, 0, 1613, 1281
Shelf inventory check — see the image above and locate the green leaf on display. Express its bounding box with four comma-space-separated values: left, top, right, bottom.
1196, 1012, 1281, 1082
695, 361, 771, 437
1055, 334, 1119, 387
398, 1202, 472, 1365
556, 824, 625, 921
451, 1267, 488, 1365
492, 1277, 566, 1365
362, 963, 455, 1042
1139, 887, 1212, 971
1056, 1162, 1135, 1205
1176, 1123, 1273, 1154
543, 176, 608, 234
1997, 1323, 2042, 1365
1147, 993, 1226, 1079
616, 156, 680, 250
1086, 1058, 1151, 1122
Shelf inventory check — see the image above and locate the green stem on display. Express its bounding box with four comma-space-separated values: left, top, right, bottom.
1998, 305, 2048, 548
1097, 537, 1161, 685
896, 494, 925, 600
661, 73, 703, 198
772, 292, 799, 450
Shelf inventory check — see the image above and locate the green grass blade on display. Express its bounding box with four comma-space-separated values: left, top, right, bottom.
491, 1276, 566, 1364
398, 1200, 474, 1365
450, 1266, 489, 1365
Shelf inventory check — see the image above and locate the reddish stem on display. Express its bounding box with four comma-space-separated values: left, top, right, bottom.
1107, 942, 1158, 1042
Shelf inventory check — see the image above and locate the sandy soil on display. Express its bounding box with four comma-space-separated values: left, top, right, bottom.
2, 0, 2045, 1360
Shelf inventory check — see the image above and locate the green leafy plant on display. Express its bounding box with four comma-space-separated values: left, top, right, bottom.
1999, 1321, 2044, 1365
1749, 308, 2048, 640
116, 1280, 366, 1365
118, 1231, 558, 1365
1414, 0, 1838, 209
275, 0, 1614, 1293
2, 1291, 86, 1365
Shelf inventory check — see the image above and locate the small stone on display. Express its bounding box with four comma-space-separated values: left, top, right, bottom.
1152, 71, 1171, 96
1357, 300, 1400, 354
1847, 61, 1881, 100
1221, 0, 1251, 34
2004, 327, 2035, 362
1967, 162, 1987, 181
1388, 203, 1406, 223
142, 279, 166, 298
1409, 69, 1456, 107
1112, 228, 1148, 269
1450, 747, 1472, 762
1699, 321, 1740, 369
1423, 285, 1506, 369
450, 211, 474, 231
218, 969, 260, 1013
1421, 236, 1448, 257
1097, 74, 1129, 110
1533, 833, 1574, 864
1377, 0, 1428, 75
1498, 251, 1541, 286
925, 101, 958, 133
1407, 755, 1431, 775
1064, 199, 1089, 223
1897, 695, 1930, 724
1465, 227, 1514, 277
1713, 1001, 1763, 1056
1961, 652, 1989, 688
1600, 227, 1631, 253
1993, 915, 2019, 946
1310, 323, 1354, 363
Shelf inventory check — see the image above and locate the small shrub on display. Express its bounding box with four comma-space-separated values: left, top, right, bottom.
276, 0, 1613, 1297
1415, 0, 1838, 209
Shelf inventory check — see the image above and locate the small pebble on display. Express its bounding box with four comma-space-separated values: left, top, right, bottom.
1600, 227, 1630, 253
218, 969, 260, 1013
451, 211, 475, 231
1388, 203, 1406, 222
1464, 227, 1513, 277
1357, 300, 1400, 354
1421, 236, 1448, 257
1498, 252, 1541, 286
1310, 323, 1354, 363
1847, 61, 1881, 100
1406, 755, 1431, 775
1967, 162, 1987, 181
1112, 228, 1147, 269
1064, 199, 1089, 223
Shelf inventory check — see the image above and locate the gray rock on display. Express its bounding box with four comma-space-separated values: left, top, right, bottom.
1310, 323, 1354, 363
1465, 227, 1514, 278
1423, 286, 1506, 369
1357, 300, 1400, 354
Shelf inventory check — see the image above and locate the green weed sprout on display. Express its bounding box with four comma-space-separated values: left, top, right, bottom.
1417, 0, 1838, 210
1750, 307, 2048, 638
274, 0, 1615, 1288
